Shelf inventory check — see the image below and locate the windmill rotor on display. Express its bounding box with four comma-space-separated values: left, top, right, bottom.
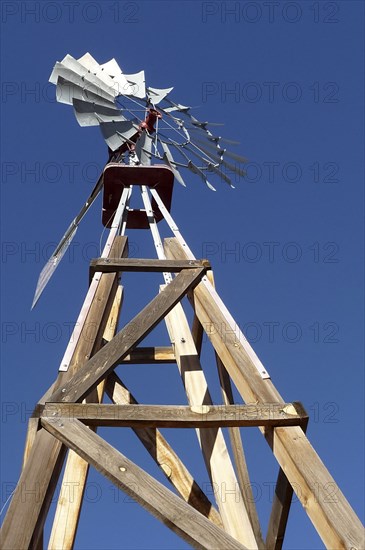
32, 52, 247, 307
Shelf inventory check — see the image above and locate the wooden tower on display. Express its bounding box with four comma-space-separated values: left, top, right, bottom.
1, 54, 364, 550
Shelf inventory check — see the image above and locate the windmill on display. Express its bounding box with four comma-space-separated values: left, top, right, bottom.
1, 53, 363, 550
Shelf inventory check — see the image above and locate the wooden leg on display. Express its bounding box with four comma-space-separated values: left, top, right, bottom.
42, 417, 249, 550
165, 300, 259, 548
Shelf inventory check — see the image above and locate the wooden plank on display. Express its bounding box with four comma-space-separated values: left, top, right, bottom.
165, 237, 365, 550
102, 284, 123, 343
0, 429, 66, 550
22, 416, 39, 469
49, 267, 205, 404
208, 264, 263, 546
49, 285, 124, 550
42, 402, 307, 428
164, 301, 259, 549
265, 468, 294, 549
120, 346, 176, 364
41, 417, 248, 550
105, 372, 223, 528
48, 449, 89, 550
191, 314, 204, 356
215, 353, 264, 547
273, 426, 365, 549
0, 239, 128, 550
89, 257, 209, 280
266, 416, 309, 549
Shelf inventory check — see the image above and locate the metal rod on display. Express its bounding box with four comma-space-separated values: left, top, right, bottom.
140, 186, 172, 284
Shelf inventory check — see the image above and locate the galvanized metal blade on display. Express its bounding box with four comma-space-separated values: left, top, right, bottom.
206, 162, 234, 187
163, 98, 191, 113
50, 60, 118, 100
180, 143, 234, 188
159, 140, 186, 186
135, 131, 152, 165
99, 119, 138, 150
103, 68, 130, 96
123, 70, 146, 99
72, 98, 125, 127
77, 53, 132, 97
222, 150, 248, 164
187, 139, 246, 178
56, 76, 116, 108
147, 86, 174, 105
77, 52, 101, 73
187, 160, 216, 191
189, 115, 224, 128
60, 54, 118, 92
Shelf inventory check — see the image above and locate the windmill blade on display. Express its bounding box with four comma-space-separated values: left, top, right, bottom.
159, 140, 186, 186
189, 139, 246, 178
77, 52, 101, 72
56, 76, 116, 108
99, 57, 124, 77
193, 135, 247, 164
50, 56, 118, 99
206, 162, 234, 187
123, 70, 146, 99
72, 98, 126, 127
179, 142, 234, 188
101, 59, 144, 97
205, 134, 240, 146
162, 98, 191, 113
61, 54, 118, 93
99, 119, 139, 150
50, 63, 117, 103
31, 171, 106, 308
221, 150, 248, 164
78, 53, 137, 98
187, 160, 216, 191
147, 86, 174, 106
189, 115, 224, 128
172, 144, 216, 191
101, 59, 146, 98
135, 131, 153, 165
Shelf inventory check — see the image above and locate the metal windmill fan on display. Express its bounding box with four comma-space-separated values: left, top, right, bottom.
32, 52, 247, 308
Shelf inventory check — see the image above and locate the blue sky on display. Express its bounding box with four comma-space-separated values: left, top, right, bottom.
0, 1, 364, 548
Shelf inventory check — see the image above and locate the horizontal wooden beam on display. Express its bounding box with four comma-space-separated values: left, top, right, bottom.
90, 257, 210, 281
41, 402, 308, 428
41, 417, 248, 550
120, 346, 176, 364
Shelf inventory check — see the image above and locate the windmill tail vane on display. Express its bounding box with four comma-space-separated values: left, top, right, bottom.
31, 52, 246, 308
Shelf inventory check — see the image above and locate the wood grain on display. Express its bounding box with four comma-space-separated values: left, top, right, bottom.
41, 402, 307, 428
105, 372, 223, 528
42, 417, 248, 550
